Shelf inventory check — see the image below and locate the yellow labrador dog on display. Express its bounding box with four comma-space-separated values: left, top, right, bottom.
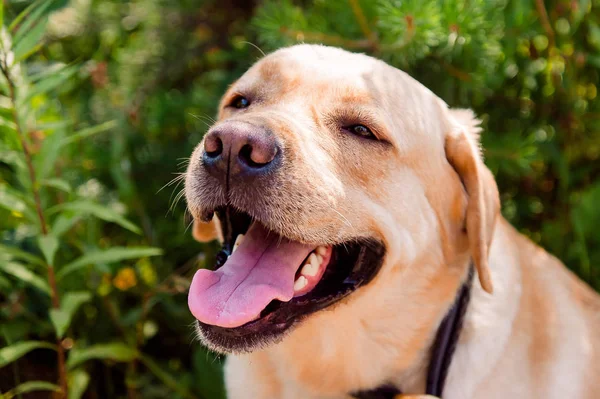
185, 45, 600, 399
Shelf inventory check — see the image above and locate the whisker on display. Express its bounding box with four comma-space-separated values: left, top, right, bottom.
332, 209, 354, 230
157, 173, 185, 194
241, 41, 267, 58
169, 188, 187, 214
184, 218, 194, 234
190, 113, 215, 129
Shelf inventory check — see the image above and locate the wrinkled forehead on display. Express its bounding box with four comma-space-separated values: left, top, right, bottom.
233, 45, 387, 104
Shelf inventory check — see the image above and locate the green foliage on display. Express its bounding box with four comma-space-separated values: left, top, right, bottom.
0, 341, 55, 368
0, 0, 598, 398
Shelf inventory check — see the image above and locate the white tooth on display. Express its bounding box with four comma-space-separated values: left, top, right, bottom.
301, 261, 319, 277
233, 234, 245, 253
294, 276, 308, 291
316, 254, 323, 265
316, 246, 327, 256
308, 253, 318, 267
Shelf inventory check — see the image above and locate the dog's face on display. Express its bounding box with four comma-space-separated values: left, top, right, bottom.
185, 45, 499, 354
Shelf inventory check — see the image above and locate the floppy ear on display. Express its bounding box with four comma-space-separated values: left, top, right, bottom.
445, 109, 499, 294
192, 217, 222, 243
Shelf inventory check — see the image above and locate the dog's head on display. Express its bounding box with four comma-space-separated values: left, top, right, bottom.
185, 45, 499, 354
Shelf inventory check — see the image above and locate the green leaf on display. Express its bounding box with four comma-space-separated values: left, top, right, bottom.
41, 178, 71, 193
0, 2, 4, 31
0, 149, 25, 170
0, 244, 45, 267
21, 64, 79, 105
57, 247, 162, 280
68, 369, 90, 399
60, 120, 118, 147
67, 342, 137, 370
9, 0, 49, 32
0, 183, 36, 220
5, 381, 60, 397
0, 260, 51, 294
12, 0, 53, 44
52, 213, 82, 237
12, 17, 47, 63
49, 309, 69, 339
0, 341, 56, 368
49, 292, 92, 338
49, 200, 141, 234
38, 234, 59, 265
34, 126, 67, 180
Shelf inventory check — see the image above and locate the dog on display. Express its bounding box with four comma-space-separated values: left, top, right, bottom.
184, 44, 600, 399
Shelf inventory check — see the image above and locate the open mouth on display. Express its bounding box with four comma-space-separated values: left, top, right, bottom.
189, 207, 386, 352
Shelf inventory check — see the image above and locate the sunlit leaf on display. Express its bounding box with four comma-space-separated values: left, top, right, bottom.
56, 247, 162, 280
42, 177, 71, 193
67, 342, 137, 370
49, 291, 92, 338
36, 120, 72, 131
5, 380, 60, 397
68, 369, 90, 399
0, 260, 51, 294
0, 341, 56, 368
38, 234, 59, 265
12, 18, 47, 63
49, 200, 141, 234
60, 120, 118, 147
0, 149, 25, 170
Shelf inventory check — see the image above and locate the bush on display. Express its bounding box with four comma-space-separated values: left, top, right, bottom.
0, 0, 598, 398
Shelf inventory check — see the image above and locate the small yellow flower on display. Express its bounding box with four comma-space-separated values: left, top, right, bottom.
113, 267, 137, 291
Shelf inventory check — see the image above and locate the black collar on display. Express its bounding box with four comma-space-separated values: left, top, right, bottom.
353, 265, 474, 399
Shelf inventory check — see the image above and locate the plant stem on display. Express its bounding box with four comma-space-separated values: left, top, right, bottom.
0, 63, 68, 399
347, 0, 378, 48
534, 0, 555, 47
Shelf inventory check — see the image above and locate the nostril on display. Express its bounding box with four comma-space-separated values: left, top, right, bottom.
238, 144, 266, 168
204, 135, 223, 158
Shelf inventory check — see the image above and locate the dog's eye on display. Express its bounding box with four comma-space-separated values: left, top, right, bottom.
230, 96, 250, 109
345, 124, 376, 139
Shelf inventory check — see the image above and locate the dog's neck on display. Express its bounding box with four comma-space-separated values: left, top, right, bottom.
263, 251, 476, 397
354, 265, 474, 398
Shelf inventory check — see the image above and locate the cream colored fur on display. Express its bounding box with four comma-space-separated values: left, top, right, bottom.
186, 45, 600, 399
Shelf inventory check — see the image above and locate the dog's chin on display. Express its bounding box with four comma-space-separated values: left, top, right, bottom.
190, 206, 386, 354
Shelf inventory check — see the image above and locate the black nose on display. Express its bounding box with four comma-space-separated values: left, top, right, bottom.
202, 121, 280, 183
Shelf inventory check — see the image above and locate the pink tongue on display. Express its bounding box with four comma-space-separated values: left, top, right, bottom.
188, 222, 314, 328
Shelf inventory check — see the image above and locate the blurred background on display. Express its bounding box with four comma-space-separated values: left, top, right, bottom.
0, 0, 598, 398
